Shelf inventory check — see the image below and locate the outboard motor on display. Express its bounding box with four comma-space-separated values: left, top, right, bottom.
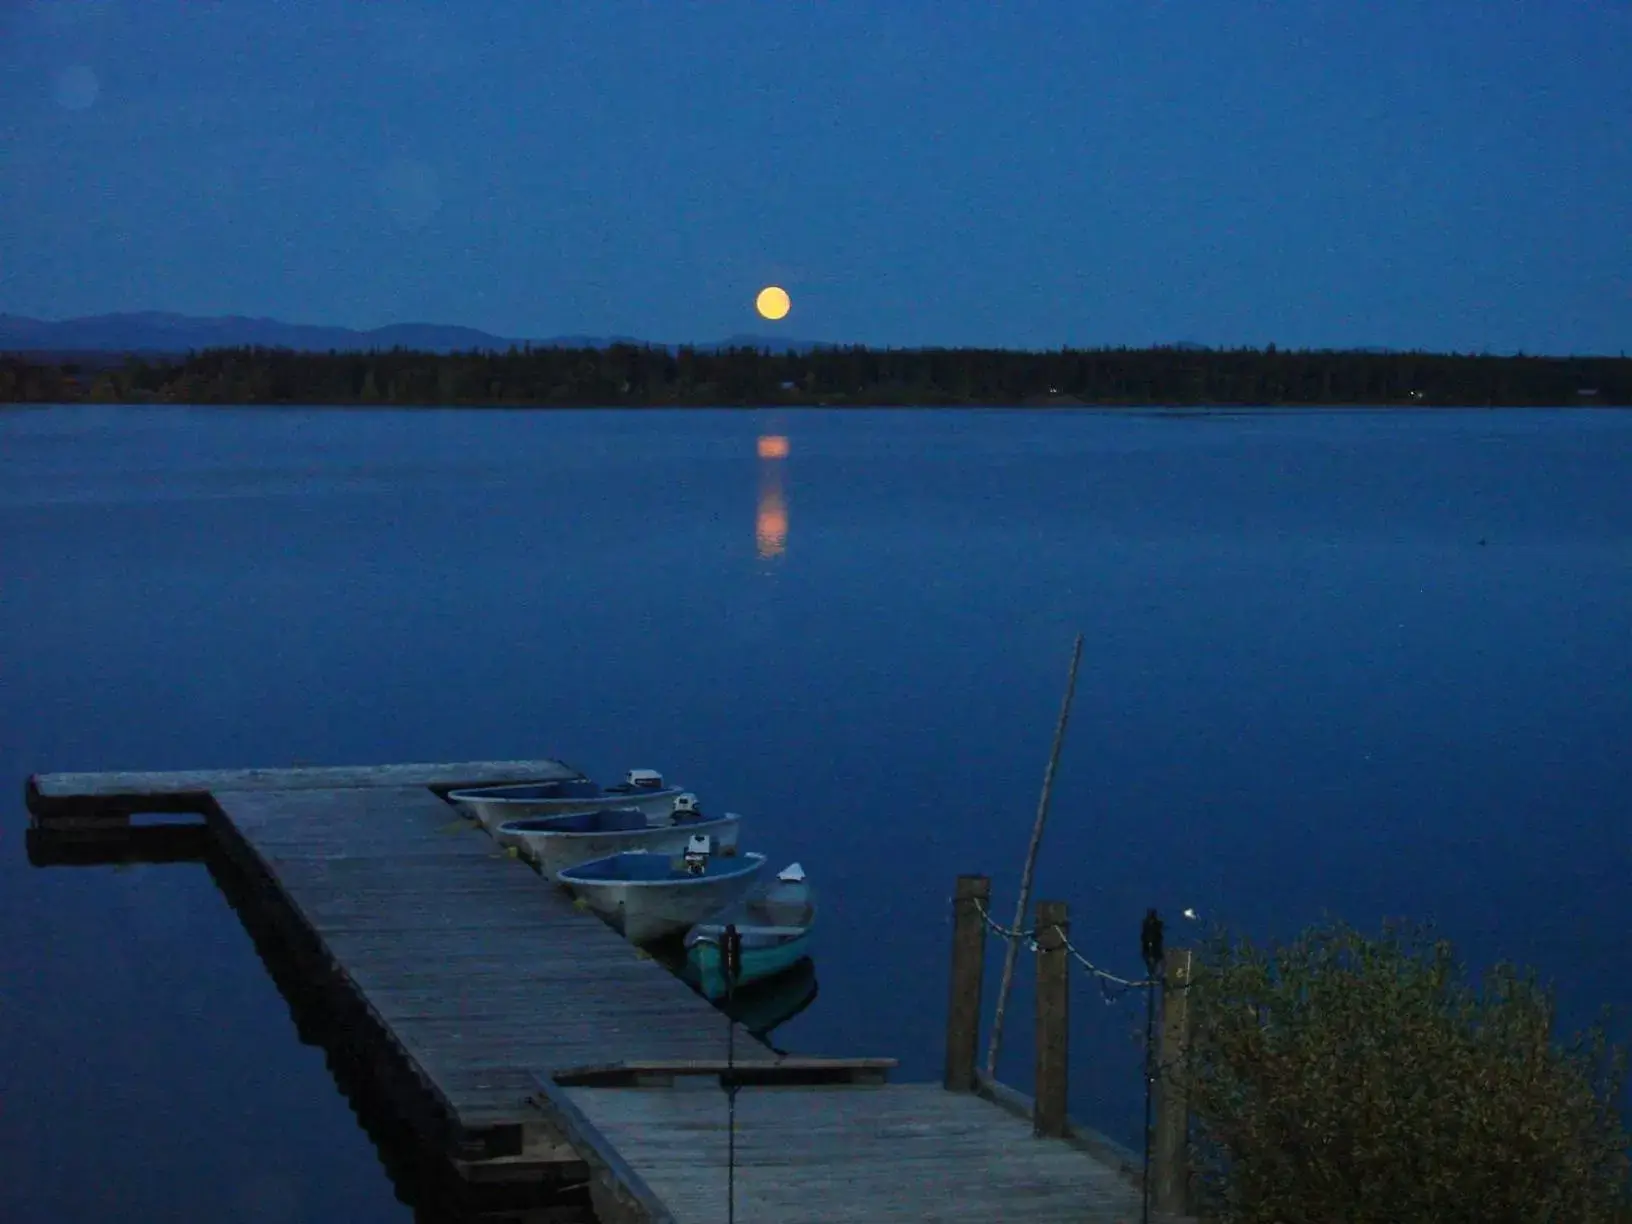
682, 832, 712, 876
626, 769, 665, 790
671, 792, 701, 824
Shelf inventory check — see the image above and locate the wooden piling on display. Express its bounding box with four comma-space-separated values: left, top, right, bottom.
1152, 947, 1194, 1215
944, 874, 991, 1092
1033, 899, 1069, 1139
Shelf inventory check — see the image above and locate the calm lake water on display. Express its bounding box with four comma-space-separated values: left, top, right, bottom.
4, 404, 1630, 1222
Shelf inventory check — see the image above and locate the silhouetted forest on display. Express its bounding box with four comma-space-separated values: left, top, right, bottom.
2, 344, 1628, 407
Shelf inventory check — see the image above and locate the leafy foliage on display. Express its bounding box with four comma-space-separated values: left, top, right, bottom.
1180, 920, 1629, 1223
3, 343, 1630, 407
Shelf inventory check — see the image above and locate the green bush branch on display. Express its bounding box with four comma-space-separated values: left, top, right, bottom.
1177, 919, 1629, 1223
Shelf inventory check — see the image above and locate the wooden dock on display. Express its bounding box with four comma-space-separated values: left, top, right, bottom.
538, 1075, 1159, 1223
26, 759, 1192, 1223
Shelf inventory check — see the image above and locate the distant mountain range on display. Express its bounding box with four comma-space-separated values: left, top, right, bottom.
0, 311, 841, 356
0, 312, 1411, 359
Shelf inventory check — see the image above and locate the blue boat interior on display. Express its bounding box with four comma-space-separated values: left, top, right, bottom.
507, 808, 650, 834
503, 807, 722, 835
562, 851, 759, 882
481, 779, 605, 802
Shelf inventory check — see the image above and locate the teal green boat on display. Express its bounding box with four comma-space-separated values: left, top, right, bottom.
723, 957, 818, 1038
683, 863, 815, 1001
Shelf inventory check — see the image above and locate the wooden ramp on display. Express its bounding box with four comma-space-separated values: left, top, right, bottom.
533, 1075, 1169, 1224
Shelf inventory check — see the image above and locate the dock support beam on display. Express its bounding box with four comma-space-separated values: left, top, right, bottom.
944, 874, 991, 1092
1033, 899, 1069, 1138
1153, 947, 1194, 1215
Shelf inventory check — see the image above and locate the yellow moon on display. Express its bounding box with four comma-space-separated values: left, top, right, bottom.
755, 285, 791, 321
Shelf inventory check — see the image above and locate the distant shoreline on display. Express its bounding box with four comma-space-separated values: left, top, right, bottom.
2, 344, 1627, 409
4, 399, 1624, 414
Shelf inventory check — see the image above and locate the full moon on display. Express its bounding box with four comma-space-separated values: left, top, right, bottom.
755, 285, 791, 321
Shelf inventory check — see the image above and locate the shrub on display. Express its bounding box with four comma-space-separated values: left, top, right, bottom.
1179, 919, 1630, 1223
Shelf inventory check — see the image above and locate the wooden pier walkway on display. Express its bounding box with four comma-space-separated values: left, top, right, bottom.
26, 759, 1189, 1223
540, 1075, 1156, 1223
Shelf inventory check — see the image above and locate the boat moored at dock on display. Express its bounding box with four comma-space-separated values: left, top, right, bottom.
556, 836, 768, 945
447, 768, 683, 832
684, 862, 816, 1000
494, 795, 742, 876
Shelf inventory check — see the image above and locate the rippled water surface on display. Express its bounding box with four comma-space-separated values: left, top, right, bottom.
4, 404, 1629, 1222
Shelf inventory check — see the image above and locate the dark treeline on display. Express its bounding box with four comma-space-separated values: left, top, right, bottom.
2, 343, 1628, 407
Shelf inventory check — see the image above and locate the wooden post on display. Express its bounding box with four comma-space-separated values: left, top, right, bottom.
1153, 947, 1194, 1215
1033, 899, 1069, 1138
944, 874, 991, 1092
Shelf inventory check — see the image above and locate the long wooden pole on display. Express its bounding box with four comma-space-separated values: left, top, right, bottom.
984, 632, 1084, 1081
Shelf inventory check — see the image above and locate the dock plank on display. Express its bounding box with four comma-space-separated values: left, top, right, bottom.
560, 1082, 1173, 1223
25, 758, 582, 822
209, 785, 771, 1151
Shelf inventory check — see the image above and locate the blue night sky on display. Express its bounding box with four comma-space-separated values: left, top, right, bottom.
2, 0, 1628, 353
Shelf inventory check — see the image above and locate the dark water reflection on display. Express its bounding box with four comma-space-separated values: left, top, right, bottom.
4, 405, 1630, 1223
23, 822, 595, 1223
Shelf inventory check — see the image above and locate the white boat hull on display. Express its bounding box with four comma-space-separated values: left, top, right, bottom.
560, 853, 768, 945
497, 813, 742, 876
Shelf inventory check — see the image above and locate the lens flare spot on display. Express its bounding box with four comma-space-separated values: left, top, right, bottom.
54, 65, 99, 111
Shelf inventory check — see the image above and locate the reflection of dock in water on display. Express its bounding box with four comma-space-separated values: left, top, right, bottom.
28, 817, 593, 1223
202, 844, 597, 1223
